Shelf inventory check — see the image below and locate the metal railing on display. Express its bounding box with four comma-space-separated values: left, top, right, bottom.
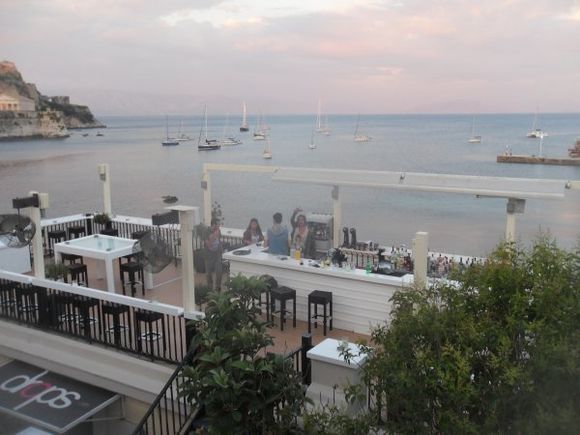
41, 214, 244, 263
0, 270, 187, 364
132, 348, 198, 435
283, 333, 313, 386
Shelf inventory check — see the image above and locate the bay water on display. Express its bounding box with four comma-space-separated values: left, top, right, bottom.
1, 113, 579, 256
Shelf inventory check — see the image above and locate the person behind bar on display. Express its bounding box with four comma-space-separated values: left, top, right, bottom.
290, 208, 315, 259
243, 218, 264, 246
264, 212, 289, 255
204, 217, 223, 291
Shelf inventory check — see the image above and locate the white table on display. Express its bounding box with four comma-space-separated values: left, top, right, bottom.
54, 234, 138, 293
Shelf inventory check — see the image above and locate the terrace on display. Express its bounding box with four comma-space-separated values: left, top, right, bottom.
0, 163, 577, 433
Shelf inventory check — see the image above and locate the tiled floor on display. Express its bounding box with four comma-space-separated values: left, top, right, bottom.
45, 256, 370, 354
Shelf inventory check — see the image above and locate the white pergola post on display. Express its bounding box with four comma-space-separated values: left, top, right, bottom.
412, 231, 428, 287
332, 185, 341, 248
97, 164, 112, 215
29, 203, 44, 278
202, 169, 212, 225
505, 198, 525, 243
167, 205, 198, 312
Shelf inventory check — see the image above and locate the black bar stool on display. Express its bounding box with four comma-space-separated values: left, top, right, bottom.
100, 228, 118, 236
67, 263, 89, 287
61, 253, 83, 265
269, 286, 296, 331
15, 285, 41, 323
53, 293, 78, 331
68, 225, 86, 239
308, 290, 333, 336
102, 303, 130, 347
120, 261, 144, 296
258, 275, 277, 320
47, 230, 66, 256
135, 310, 166, 358
73, 297, 99, 340
0, 282, 17, 314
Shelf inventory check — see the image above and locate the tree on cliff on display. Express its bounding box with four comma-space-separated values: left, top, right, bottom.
329, 235, 579, 434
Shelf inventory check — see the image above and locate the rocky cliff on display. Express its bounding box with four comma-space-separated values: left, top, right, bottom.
0, 61, 104, 140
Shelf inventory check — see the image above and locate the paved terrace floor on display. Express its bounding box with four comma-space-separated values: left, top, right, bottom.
42, 257, 370, 355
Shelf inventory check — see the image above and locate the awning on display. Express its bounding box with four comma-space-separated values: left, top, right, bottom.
0, 360, 119, 434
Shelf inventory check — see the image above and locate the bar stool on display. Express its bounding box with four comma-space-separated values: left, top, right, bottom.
135, 309, 166, 358
53, 293, 78, 331
101, 303, 130, 347
0, 282, 17, 314
61, 253, 83, 265
68, 225, 86, 239
308, 290, 333, 336
117, 230, 145, 280
15, 285, 41, 323
269, 286, 296, 331
120, 261, 144, 297
258, 275, 277, 319
100, 228, 118, 236
67, 263, 89, 287
73, 297, 99, 340
47, 230, 66, 256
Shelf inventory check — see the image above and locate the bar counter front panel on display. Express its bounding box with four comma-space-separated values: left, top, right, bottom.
223, 247, 414, 335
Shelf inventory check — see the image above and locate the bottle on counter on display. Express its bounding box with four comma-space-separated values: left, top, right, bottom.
365, 260, 372, 274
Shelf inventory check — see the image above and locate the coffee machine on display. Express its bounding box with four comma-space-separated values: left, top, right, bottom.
306, 213, 333, 258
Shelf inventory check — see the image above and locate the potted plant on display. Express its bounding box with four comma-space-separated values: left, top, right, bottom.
93, 213, 111, 228
46, 263, 69, 282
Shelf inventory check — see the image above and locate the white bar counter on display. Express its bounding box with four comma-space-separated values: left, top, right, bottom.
223, 246, 414, 335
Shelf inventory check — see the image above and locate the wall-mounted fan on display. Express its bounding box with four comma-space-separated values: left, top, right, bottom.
133, 231, 173, 273
0, 214, 36, 248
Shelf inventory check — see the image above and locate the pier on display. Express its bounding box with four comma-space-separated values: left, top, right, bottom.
497, 154, 580, 166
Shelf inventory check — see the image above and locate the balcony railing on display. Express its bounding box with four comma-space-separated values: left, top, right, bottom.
0, 270, 188, 364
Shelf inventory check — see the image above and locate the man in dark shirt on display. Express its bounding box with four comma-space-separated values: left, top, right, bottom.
204, 218, 222, 291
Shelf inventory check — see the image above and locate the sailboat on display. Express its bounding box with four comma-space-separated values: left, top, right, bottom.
240, 102, 249, 132
468, 116, 481, 143
315, 99, 331, 135
219, 113, 242, 146
253, 114, 267, 141
262, 139, 272, 159
308, 131, 316, 149
527, 107, 547, 138
176, 120, 192, 142
162, 115, 179, 146
197, 105, 221, 151
353, 114, 372, 142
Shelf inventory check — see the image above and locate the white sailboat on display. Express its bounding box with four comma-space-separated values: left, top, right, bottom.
354, 114, 372, 142
161, 115, 179, 146
527, 107, 547, 138
309, 131, 316, 149
262, 139, 272, 159
468, 116, 481, 143
219, 113, 242, 146
253, 113, 267, 141
315, 99, 331, 135
239, 102, 249, 132
176, 120, 192, 142
197, 105, 221, 151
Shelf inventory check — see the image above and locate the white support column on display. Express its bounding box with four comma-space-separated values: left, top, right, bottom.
202, 169, 212, 225
332, 185, 341, 248
505, 198, 525, 243
412, 231, 428, 288
28, 204, 44, 278
98, 164, 112, 215
168, 206, 197, 312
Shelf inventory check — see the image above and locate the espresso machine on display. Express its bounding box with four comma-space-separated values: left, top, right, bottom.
306, 213, 333, 258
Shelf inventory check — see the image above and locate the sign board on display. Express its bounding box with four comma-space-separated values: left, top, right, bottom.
0, 360, 118, 434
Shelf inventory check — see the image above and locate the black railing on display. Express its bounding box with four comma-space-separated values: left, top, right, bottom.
284, 333, 313, 386
132, 348, 198, 435
0, 273, 187, 364
42, 214, 244, 264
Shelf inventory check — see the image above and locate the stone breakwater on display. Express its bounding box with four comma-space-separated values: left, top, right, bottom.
0, 111, 69, 140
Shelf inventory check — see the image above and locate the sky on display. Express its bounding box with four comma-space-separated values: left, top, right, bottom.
1, 0, 580, 115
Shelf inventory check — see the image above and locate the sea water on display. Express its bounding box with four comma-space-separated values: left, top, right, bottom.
1, 113, 579, 256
